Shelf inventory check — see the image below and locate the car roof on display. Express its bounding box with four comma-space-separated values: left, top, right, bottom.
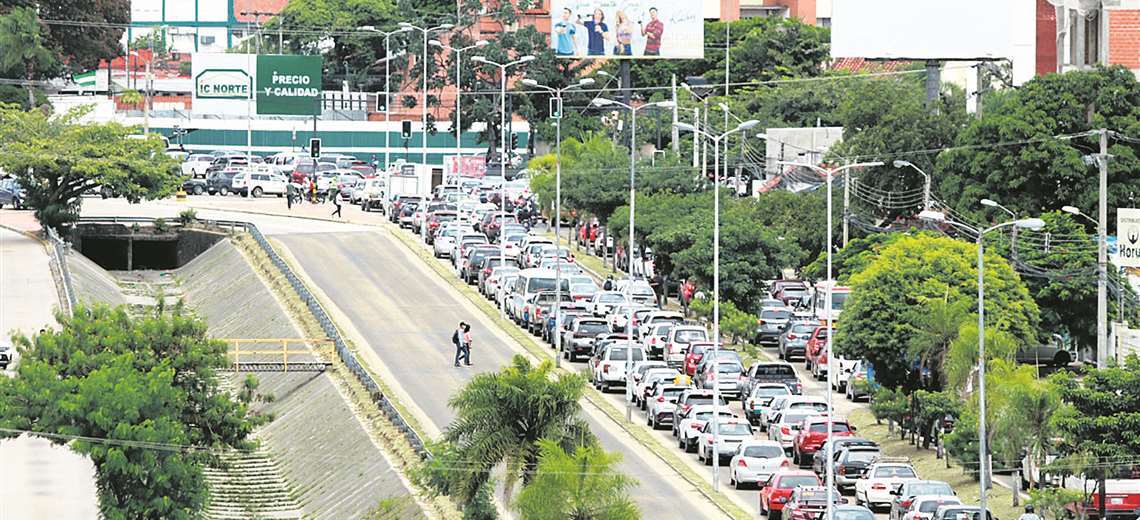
774, 470, 818, 478
913, 496, 961, 504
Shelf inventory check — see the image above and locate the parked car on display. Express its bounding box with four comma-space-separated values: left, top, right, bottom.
677, 404, 737, 453
0, 178, 25, 209
792, 417, 856, 466
812, 439, 880, 488
646, 384, 687, 430
902, 496, 963, 520
755, 307, 795, 345
697, 418, 754, 466
0, 340, 14, 369
805, 325, 834, 371
181, 154, 215, 178
782, 485, 847, 520
181, 177, 207, 195
729, 440, 790, 489
780, 321, 818, 360
590, 345, 647, 392
562, 318, 610, 362
206, 168, 243, 195
855, 463, 922, 510
665, 325, 709, 369
743, 361, 803, 397
670, 389, 725, 437
931, 505, 993, 520
845, 360, 873, 401
1015, 344, 1073, 366
231, 169, 288, 197
760, 470, 823, 520
744, 383, 793, 426
768, 409, 825, 452
589, 291, 626, 317
887, 481, 956, 520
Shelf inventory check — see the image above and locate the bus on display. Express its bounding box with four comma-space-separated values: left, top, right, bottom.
811, 281, 851, 320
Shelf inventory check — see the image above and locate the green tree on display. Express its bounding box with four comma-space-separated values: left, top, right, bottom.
0, 104, 182, 230
908, 298, 972, 390
936, 66, 1140, 225
444, 355, 594, 504
802, 232, 904, 283
514, 439, 639, 520
0, 7, 57, 107
1050, 354, 1140, 520
992, 369, 1061, 489
835, 234, 1039, 389
0, 304, 261, 519
23, 0, 130, 71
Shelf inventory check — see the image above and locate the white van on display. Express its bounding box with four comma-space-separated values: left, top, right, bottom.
507, 268, 570, 322
231, 167, 288, 197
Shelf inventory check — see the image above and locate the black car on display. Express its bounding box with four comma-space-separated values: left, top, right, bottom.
206, 170, 241, 195
0, 178, 25, 209
182, 177, 207, 195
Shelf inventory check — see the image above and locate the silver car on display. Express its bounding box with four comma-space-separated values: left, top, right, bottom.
729, 440, 790, 489
646, 384, 687, 429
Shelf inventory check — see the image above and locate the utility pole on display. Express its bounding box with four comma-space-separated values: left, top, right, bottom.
843, 175, 850, 246
1098, 128, 1109, 367
671, 75, 678, 153
925, 60, 941, 115
240, 11, 277, 53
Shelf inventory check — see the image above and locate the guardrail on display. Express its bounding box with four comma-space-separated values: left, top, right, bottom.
74, 216, 428, 456
45, 226, 76, 315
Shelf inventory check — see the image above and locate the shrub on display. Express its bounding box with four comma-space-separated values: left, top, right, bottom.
178, 208, 197, 225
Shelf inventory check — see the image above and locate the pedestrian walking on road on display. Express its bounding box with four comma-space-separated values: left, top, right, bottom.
330, 187, 342, 218
286, 183, 294, 209
452, 321, 467, 367
461, 323, 472, 366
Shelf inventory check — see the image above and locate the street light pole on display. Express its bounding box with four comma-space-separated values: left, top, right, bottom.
522, 77, 596, 369
595, 97, 676, 423
919, 209, 1045, 516
399, 22, 454, 167
360, 25, 411, 172
676, 119, 761, 492
472, 54, 535, 320
430, 39, 489, 174
778, 159, 884, 512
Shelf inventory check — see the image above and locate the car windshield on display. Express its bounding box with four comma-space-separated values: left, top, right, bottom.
809, 422, 852, 433
688, 396, 716, 406
528, 277, 571, 293
754, 386, 791, 398
662, 388, 685, 398
578, 322, 609, 334
719, 423, 751, 435
694, 410, 733, 421
572, 284, 596, 293
792, 324, 817, 334
485, 258, 518, 269
675, 329, 708, 342
920, 500, 960, 513
815, 328, 832, 339
845, 450, 881, 462
743, 445, 784, 458
628, 284, 655, 296
790, 402, 829, 412
779, 476, 820, 488
831, 292, 849, 309
754, 365, 796, 376
599, 293, 624, 303
783, 412, 817, 425
761, 310, 793, 320
909, 483, 953, 495
874, 466, 918, 478
834, 511, 875, 520
717, 364, 743, 374
608, 348, 645, 361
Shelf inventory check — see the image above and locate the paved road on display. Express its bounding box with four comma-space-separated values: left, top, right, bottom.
274, 230, 726, 518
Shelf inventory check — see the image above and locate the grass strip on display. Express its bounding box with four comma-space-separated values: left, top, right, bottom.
387, 226, 753, 520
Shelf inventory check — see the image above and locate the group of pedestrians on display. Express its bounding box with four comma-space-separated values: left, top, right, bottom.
452, 321, 473, 367
285, 178, 342, 218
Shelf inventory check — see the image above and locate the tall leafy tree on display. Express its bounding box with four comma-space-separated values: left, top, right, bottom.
444, 355, 594, 504
936, 66, 1140, 224
835, 234, 1040, 389
0, 305, 262, 519
0, 7, 57, 107
514, 439, 639, 520
1051, 355, 1140, 520
0, 104, 182, 230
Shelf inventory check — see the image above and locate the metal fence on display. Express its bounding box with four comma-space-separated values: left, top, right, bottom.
73, 216, 428, 457
45, 226, 76, 315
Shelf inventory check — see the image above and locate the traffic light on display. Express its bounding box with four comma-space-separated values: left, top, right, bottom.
549, 97, 562, 119
510, 133, 519, 150
309, 138, 321, 158
401, 120, 412, 139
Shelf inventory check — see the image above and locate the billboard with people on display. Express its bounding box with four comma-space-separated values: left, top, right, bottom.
549, 0, 704, 59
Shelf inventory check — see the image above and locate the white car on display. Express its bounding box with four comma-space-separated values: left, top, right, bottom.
743, 383, 792, 426
628, 362, 670, 399
181, 154, 214, 178
591, 345, 647, 392
761, 395, 828, 432
729, 440, 790, 489
359, 178, 386, 210
633, 367, 679, 408
433, 227, 462, 258
902, 496, 962, 520
231, 168, 287, 197
696, 418, 754, 466
830, 355, 861, 391
677, 404, 738, 453
767, 409, 823, 451
646, 384, 687, 430
589, 291, 626, 317
855, 462, 920, 509
483, 266, 519, 299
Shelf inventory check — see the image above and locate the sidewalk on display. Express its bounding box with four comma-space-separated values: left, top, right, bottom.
0, 221, 100, 519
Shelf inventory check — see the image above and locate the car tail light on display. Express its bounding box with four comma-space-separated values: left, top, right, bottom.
707, 437, 714, 444
780, 460, 790, 468
781, 426, 790, 435
872, 484, 887, 490
901, 499, 914, 508
788, 334, 797, 340
656, 396, 665, 402
737, 459, 748, 468
690, 423, 702, 429
838, 466, 846, 475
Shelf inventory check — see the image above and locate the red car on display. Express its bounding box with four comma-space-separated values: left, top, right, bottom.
782, 485, 846, 520
804, 326, 833, 371
425, 211, 458, 242
683, 342, 715, 376
791, 416, 855, 466
760, 470, 823, 520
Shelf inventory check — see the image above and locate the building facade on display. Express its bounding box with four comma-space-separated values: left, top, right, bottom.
127, 0, 288, 53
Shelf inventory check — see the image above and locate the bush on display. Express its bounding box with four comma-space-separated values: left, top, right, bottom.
870, 386, 908, 427
688, 298, 758, 345
153, 217, 169, 233
178, 208, 197, 225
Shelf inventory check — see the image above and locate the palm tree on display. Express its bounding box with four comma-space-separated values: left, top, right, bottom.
908, 296, 970, 390
0, 8, 57, 108
445, 355, 594, 504
514, 439, 639, 520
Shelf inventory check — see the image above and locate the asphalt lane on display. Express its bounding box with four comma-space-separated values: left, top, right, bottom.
274, 230, 724, 518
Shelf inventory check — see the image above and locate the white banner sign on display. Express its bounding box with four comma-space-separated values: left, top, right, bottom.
191, 53, 255, 116
1117, 208, 1140, 267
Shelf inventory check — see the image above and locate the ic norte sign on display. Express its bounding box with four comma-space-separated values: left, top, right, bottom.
192, 54, 322, 116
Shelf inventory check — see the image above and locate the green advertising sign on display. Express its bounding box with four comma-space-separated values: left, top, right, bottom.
256, 55, 322, 116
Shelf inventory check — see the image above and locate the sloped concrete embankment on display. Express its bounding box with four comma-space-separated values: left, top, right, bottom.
68, 250, 128, 307
175, 239, 420, 519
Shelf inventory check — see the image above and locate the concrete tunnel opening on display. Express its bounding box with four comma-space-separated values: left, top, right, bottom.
70, 223, 226, 271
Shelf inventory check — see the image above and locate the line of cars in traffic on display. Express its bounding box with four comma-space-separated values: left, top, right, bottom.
180, 150, 376, 199
386, 181, 993, 520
